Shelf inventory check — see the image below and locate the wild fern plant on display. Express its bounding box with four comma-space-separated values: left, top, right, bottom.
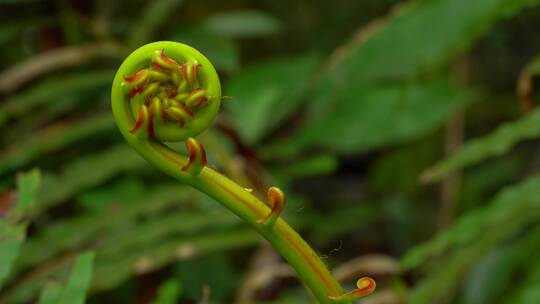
111, 41, 375, 303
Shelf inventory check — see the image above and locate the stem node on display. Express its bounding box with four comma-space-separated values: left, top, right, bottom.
181, 137, 207, 174
257, 186, 286, 228
328, 277, 376, 302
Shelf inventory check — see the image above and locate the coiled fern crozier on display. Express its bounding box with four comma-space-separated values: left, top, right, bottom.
111, 41, 374, 303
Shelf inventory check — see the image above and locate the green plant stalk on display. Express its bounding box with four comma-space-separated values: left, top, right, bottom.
111, 41, 363, 303
113, 105, 344, 303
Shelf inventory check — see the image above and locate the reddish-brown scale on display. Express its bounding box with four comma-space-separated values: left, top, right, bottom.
151, 62, 167, 71
160, 108, 168, 123
128, 88, 138, 98
358, 279, 375, 293
188, 88, 206, 106
195, 96, 208, 106
130, 107, 145, 134
191, 64, 198, 83
147, 106, 155, 138
192, 64, 203, 83
199, 143, 207, 167
169, 112, 185, 128
181, 141, 207, 171
182, 64, 188, 81
160, 50, 178, 66
172, 106, 194, 118
189, 88, 203, 96
166, 87, 176, 98
258, 189, 285, 224
124, 70, 146, 83
338, 278, 375, 298
269, 191, 282, 213
182, 106, 194, 117
181, 141, 196, 171
128, 84, 145, 98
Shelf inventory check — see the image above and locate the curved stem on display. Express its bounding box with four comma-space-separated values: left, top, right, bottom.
114, 95, 344, 301
124, 135, 345, 303
199, 169, 345, 303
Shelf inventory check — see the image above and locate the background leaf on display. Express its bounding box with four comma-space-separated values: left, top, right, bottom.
204, 10, 282, 38
15, 168, 41, 213
38, 282, 63, 304
423, 108, 540, 183
286, 80, 475, 153
170, 27, 239, 73
225, 54, 320, 144
59, 252, 95, 304
150, 278, 183, 304
0, 224, 25, 288
128, 0, 185, 47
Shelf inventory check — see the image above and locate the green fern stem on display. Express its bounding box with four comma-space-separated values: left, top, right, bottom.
111, 41, 373, 303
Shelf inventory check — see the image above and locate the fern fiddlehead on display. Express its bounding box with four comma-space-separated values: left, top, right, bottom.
111, 41, 374, 303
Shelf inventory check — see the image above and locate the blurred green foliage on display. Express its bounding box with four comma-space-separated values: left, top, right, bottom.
1, 0, 540, 303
